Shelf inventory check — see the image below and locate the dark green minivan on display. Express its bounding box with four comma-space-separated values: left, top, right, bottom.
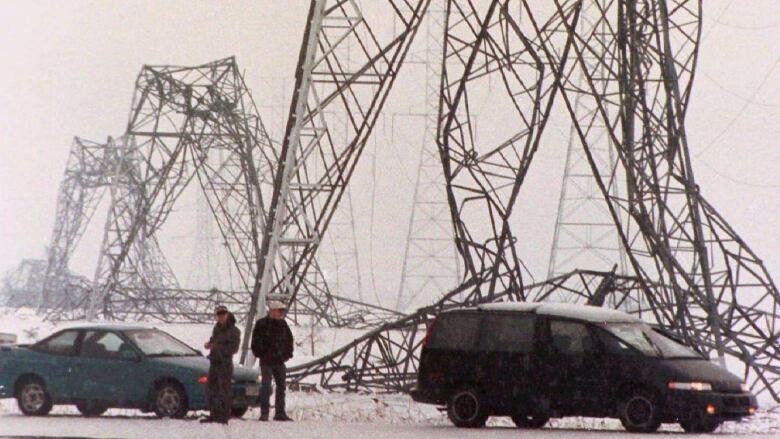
411, 302, 757, 433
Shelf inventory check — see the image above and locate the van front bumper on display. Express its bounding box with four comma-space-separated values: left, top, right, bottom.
667, 390, 757, 421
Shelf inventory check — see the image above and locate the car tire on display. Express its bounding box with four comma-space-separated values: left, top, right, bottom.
511, 414, 549, 429
16, 378, 53, 416
76, 401, 109, 417
680, 416, 721, 433
446, 389, 488, 428
231, 406, 249, 418
152, 381, 188, 419
618, 389, 661, 433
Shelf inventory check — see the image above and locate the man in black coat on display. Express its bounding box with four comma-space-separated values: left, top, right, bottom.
201, 305, 241, 424
251, 300, 294, 421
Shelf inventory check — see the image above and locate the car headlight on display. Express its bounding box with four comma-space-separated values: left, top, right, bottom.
668, 382, 712, 391
741, 383, 751, 393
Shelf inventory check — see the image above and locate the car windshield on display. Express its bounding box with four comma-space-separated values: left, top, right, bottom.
603, 323, 700, 359
124, 329, 199, 357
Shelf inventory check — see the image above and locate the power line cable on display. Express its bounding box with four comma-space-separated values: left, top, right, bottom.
694, 51, 780, 158
697, 157, 780, 188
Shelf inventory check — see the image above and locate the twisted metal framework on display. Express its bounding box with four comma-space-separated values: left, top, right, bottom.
241, 0, 432, 361
36, 58, 393, 326
37, 137, 117, 310
286, 0, 780, 402
1, 259, 88, 309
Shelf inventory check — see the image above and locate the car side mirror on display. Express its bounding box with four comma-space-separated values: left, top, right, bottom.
120, 349, 140, 362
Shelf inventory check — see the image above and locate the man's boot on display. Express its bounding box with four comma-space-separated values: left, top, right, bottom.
274, 412, 293, 422
259, 411, 269, 422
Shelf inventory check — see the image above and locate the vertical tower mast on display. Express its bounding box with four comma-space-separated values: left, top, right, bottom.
396, 0, 460, 311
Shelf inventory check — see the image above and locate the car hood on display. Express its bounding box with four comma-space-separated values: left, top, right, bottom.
150, 356, 259, 382
662, 358, 743, 392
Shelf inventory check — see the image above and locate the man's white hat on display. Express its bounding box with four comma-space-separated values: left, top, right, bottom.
267, 300, 287, 310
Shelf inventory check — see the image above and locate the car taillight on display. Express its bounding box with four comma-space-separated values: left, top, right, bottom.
422, 317, 437, 348
197, 376, 208, 384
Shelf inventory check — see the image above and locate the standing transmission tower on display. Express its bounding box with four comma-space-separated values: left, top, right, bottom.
547, 0, 629, 305
548, 0, 628, 279
396, 0, 461, 312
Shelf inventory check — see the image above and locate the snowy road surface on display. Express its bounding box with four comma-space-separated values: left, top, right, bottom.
0, 413, 778, 439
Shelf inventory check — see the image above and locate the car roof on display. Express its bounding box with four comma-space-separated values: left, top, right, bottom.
449, 302, 641, 323
52, 322, 156, 332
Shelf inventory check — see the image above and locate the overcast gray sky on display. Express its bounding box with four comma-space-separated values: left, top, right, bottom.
0, 1, 778, 307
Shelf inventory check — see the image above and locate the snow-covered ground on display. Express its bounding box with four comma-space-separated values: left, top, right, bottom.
1, 307, 779, 438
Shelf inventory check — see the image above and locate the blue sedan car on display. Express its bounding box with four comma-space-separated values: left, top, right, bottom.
0, 324, 260, 418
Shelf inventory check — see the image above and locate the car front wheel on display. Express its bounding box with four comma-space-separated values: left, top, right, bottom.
618, 389, 661, 433
446, 389, 488, 428
152, 382, 188, 419
16, 379, 53, 416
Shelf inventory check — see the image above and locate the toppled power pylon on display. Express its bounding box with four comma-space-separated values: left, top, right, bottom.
37, 58, 398, 326
283, 0, 780, 402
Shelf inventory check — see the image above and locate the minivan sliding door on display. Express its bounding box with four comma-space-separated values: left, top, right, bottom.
545, 319, 608, 416
477, 313, 536, 414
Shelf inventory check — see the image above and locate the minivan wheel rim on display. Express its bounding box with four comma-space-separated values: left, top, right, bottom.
453, 393, 478, 422
21, 383, 45, 412
625, 396, 653, 426
157, 387, 180, 416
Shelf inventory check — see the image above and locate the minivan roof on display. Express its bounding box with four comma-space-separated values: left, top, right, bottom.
466, 302, 641, 323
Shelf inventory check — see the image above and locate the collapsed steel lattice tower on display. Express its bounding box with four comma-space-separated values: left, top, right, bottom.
239, 0, 432, 361
281, 0, 780, 402
39, 58, 397, 326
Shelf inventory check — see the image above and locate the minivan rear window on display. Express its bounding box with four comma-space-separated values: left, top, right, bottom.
479, 314, 535, 353
428, 313, 480, 350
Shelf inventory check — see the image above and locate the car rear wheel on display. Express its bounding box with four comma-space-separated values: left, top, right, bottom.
152, 382, 188, 419
446, 389, 488, 428
231, 406, 249, 418
618, 389, 661, 433
76, 401, 109, 417
511, 414, 549, 429
16, 378, 53, 416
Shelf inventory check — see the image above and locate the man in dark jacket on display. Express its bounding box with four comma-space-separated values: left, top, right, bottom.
201, 305, 240, 424
251, 300, 294, 421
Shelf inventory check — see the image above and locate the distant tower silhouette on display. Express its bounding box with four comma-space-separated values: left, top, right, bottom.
396, 0, 461, 311
548, 0, 628, 283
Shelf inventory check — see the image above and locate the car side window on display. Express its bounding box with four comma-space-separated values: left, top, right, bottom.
479, 314, 536, 353
594, 327, 634, 355
550, 320, 596, 356
428, 313, 481, 350
35, 330, 80, 356
80, 331, 128, 360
